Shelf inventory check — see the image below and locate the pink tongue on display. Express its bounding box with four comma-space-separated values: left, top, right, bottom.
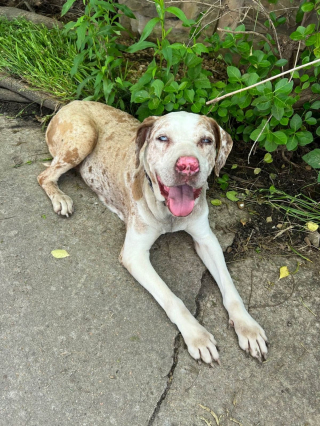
167, 185, 195, 217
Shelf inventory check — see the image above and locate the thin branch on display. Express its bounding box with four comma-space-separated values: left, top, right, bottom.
248, 115, 272, 164
206, 58, 320, 105
251, 0, 283, 64
217, 27, 278, 55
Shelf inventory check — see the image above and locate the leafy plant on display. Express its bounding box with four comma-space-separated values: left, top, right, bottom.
61, 0, 135, 107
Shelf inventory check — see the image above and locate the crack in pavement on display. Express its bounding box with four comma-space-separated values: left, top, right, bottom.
147, 270, 207, 425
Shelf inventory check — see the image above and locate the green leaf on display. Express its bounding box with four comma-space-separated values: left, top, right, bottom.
280, 117, 289, 125
131, 90, 151, 103
311, 101, 320, 109
140, 17, 161, 42
290, 31, 304, 41
184, 89, 195, 103
61, 0, 77, 16
306, 117, 317, 125
274, 79, 293, 95
297, 131, 313, 146
265, 139, 277, 152
290, 114, 302, 131
302, 149, 320, 169
301, 3, 314, 12
311, 83, 320, 94
151, 80, 164, 98
275, 59, 288, 67
226, 191, 239, 202
148, 97, 160, 110
211, 199, 222, 206
272, 131, 287, 145
264, 153, 273, 163
287, 135, 298, 151
127, 41, 157, 53
227, 66, 241, 83
317, 126, 320, 137
271, 104, 284, 121
166, 6, 192, 26
218, 107, 228, 117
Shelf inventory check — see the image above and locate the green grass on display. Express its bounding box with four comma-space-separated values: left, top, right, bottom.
0, 18, 93, 100
260, 187, 320, 228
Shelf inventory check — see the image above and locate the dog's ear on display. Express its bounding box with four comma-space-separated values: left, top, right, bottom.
205, 117, 233, 176
135, 116, 158, 168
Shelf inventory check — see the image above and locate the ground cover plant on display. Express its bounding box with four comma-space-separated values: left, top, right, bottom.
0, 0, 319, 181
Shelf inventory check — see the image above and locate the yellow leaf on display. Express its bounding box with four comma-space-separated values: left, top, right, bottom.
279, 266, 290, 280
306, 221, 318, 232
51, 249, 70, 259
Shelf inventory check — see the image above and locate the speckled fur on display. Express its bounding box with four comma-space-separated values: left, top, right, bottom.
38, 100, 268, 365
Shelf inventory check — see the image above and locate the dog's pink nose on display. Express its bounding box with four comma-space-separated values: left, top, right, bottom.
175, 156, 199, 176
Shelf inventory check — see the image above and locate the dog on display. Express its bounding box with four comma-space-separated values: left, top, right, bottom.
38, 101, 268, 364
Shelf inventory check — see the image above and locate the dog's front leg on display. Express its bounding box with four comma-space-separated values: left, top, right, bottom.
187, 216, 268, 362
120, 227, 219, 365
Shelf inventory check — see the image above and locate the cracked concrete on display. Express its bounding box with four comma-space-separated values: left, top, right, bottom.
1, 114, 319, 426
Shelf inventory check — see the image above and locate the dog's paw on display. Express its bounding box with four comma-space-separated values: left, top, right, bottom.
183, 324, 220, 365
230, 312, 268, 362
51, 193, 74, 217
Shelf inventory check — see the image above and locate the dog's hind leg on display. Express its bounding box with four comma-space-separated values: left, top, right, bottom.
38, 113, 98, 217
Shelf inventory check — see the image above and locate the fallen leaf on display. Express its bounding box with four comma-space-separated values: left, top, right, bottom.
254, 168, 261, 175
211, 199, 222, 206
279, 266, 290, 280
306, 221, 319, 232
226, 191, 239, 202
51, 249, 70, 259
266, 216, 272, 223
240, 218, 247, 226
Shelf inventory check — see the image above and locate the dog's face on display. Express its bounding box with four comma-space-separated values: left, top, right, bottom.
135, 112, 233, 217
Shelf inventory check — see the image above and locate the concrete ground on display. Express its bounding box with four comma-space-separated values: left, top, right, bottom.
0, 113, 319, 426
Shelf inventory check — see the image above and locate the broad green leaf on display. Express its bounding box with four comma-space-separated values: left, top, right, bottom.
274, 79, 293, 95
265, 139, 277, 152
61, 0, 77, 16
184, 89, 195, 103
273, 131, 287, 145
311, 83, 320, 94
301, 3, 314, 12
140, 17, 161, 42
227, 66, 241, 83
275, 59, 288, 67
311, 101, 320, 109
131, 90, 151, 103
264, 153, 273, 163
286, 135, 298, 151
297, 131, 313, 146
211, 199, 222, 206
271, 104, 284, 121
306, 117, 317, 125
303, 149, 320, 168
166, 6, 192, 26
290, 114, 302, 131
226, 191, 239, 202
148, 97, 160, 110
127, 41, 157, 53
151, 80, 164, 98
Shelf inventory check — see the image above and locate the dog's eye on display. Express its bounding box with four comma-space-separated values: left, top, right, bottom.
201, 138, 212, 144
157, 135, 169, 142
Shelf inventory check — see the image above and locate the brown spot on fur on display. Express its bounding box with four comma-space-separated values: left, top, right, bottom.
89, 166, 92, 173
63, 147, 80, 166
132, 170, 144, 201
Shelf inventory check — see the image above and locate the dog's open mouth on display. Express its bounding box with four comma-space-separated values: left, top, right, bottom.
157, 176, 202, 217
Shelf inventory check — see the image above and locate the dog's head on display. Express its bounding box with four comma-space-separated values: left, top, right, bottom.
135, 111, 233, 217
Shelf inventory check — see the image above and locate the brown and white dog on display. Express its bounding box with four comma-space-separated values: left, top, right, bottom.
38, 100, 268, 364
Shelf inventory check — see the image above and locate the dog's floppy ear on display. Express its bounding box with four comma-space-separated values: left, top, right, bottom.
135, 116, 158, 168
206, 117, 233, 176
